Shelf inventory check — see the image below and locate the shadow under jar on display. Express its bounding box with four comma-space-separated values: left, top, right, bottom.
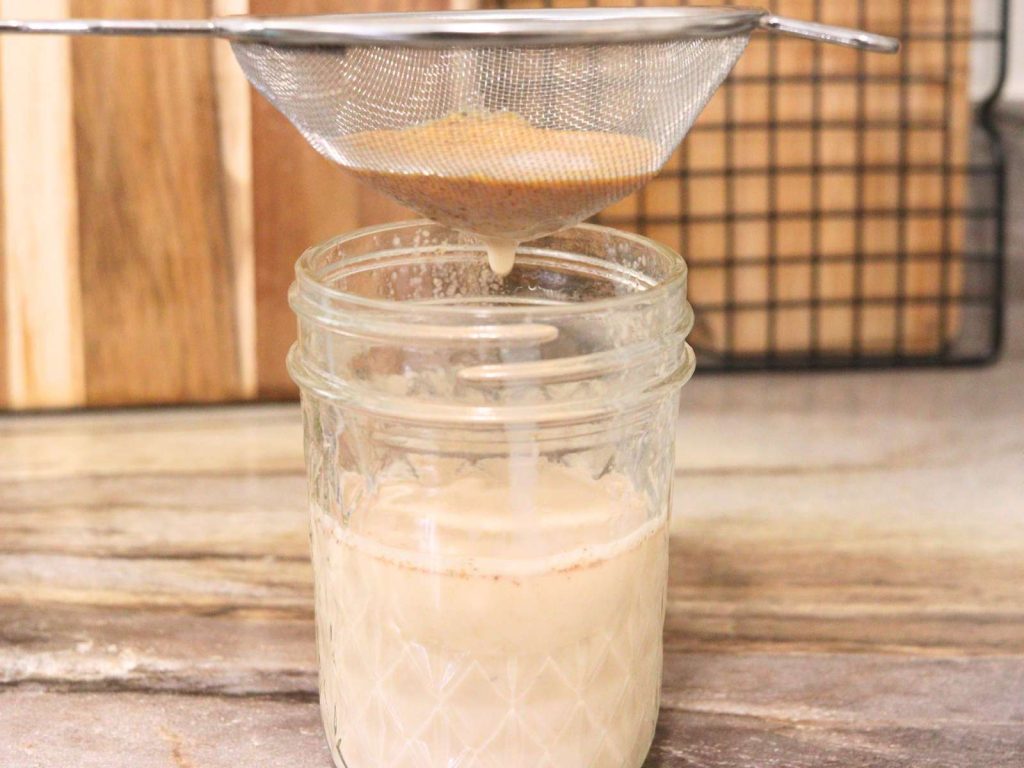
288, 221, 695, 768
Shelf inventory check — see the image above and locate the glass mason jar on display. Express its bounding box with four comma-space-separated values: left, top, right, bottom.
288, 221, 694, 768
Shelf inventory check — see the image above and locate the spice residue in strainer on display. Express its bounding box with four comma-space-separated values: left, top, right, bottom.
339, 112, 663, 275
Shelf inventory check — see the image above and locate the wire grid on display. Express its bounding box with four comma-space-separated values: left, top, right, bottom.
490, 0, 1007, 369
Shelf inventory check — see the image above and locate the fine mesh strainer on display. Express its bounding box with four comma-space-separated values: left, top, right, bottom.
0, 8, 898, 248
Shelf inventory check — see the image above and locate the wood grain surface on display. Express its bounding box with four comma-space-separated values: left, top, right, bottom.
0, 0, 83, 408
2, 270, 1023, 766
71, 0, 247, 406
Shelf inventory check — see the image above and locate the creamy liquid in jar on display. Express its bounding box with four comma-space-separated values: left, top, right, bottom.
311, 458, 668, 768
340, 112, 662, 276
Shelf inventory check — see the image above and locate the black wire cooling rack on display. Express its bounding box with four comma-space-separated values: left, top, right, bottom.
496, 0, 1009, 369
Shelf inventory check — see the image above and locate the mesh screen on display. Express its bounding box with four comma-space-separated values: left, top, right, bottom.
232, 37, 750, 238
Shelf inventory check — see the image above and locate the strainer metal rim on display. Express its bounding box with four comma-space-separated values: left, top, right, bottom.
0, 7, 900, 52
225, 6, 768, 48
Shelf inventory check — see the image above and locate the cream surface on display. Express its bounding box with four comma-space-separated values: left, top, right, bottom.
311, 459, 668, 768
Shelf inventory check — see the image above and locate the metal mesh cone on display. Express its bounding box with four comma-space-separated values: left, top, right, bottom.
232, 34, 750, 239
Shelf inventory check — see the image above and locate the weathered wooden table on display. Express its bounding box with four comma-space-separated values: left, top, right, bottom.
2, 326, 1023, 767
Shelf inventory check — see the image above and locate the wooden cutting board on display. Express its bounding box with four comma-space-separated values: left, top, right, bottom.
0, 0, 973, 409
0, 0, 426, 409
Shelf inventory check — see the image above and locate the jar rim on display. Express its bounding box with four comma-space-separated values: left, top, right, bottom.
293, 219, 688, 321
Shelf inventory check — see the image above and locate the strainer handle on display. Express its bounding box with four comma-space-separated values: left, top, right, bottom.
0, 18, 216, 36
759, 15, 900, 53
